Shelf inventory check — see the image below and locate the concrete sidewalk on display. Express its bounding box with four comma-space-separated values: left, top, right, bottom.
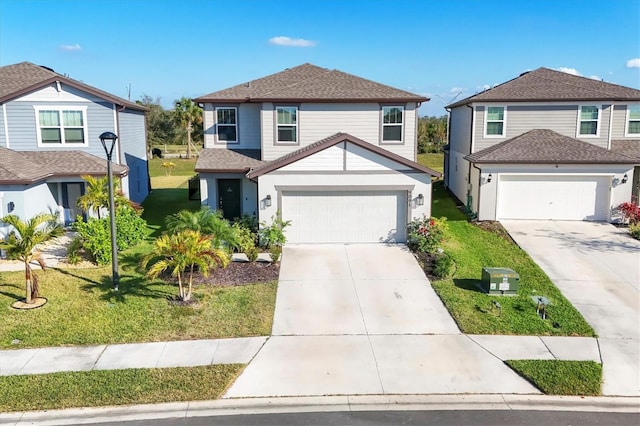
0, 337, 266, 376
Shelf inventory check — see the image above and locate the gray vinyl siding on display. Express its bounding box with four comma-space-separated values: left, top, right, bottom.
449, 106, 472, 154
118, 109, 149, 203
0, 106, 5, 147
4, 99, 116, 156
611, 104, 633, 139
474, 104, 610, 151
203, 103, 261, 149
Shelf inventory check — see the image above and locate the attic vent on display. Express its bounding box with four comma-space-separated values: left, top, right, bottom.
245, 82, 250, 88
519, 71, 531, 77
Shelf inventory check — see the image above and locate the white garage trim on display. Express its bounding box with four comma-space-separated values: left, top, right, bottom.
497, 174, 612, 221
280, 189, 409, 243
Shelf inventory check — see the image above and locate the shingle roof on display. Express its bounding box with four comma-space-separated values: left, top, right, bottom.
465, 129, 637, 164
195, 149, 263, 173
0, 147, 128, 184
449, 68, 640, 108
195, 64, 428, 103
0, 62, 146, 111
246, 132, 441, 178
611, 140, 640, 161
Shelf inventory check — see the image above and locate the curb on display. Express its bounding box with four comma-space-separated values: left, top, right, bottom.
2, 394, 639, 425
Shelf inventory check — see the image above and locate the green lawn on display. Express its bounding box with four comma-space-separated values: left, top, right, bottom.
0, 365, 243, 412
417, 153, 444, 174
148, 158, 197, 178
429, 182, 595, 336
507, 360, 601, 395
142, 188, 200, 237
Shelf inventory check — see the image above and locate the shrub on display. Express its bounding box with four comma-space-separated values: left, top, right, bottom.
235, 213, 258, 233
258, 212, 291, 249
630, 223, 640, 240
433, 252, 455, 278
617, 201, 640, 225
232, 222, 259, 262
66, 237, 85, 265
407, 216, 448, 254
269, 245, 283, 263
166, 208, 236, 251
74, 206, 147, 265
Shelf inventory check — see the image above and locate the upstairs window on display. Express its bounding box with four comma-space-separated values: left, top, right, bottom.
36, 107, 87, 145
578, 105, 599, 136
216, 107, 237, 143
276, 106, 297, 143
626, 104, 640, 135
382, 106, 404, 143
485, 106, 505, 137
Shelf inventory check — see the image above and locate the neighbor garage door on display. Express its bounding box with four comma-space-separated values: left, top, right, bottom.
281, 190, 407, 243
497, 175, 610, 221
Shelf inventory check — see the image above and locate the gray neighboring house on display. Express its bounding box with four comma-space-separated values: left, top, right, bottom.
0, 61, 149, 233
444, 67, 640, 222
194, 64, 440, 244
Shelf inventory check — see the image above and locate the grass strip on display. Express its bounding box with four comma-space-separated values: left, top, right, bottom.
148, 158, 196, 178
0, 364, 243, 412
417, 153, 444, 174
506, 360, 601, 395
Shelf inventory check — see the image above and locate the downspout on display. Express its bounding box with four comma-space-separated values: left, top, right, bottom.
2, 104, 9, 148
472, 163, 483, 220
607, 103, 614, 150
414, 101, 421, 161
443, 106, 451, 188
466, 103, 475, 211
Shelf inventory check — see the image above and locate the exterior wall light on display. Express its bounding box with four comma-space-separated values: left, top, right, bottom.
487, 173, 492, 183
417, 194, 424, 206
265, 194, 272, 207
622, 173, 628, 184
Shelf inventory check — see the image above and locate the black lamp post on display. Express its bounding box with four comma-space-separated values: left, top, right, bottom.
99, 131, 119, 291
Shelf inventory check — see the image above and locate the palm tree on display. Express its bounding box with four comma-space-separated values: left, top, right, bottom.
165, 208, 237, 250
174, 97, 202, 159
0, 213, 63, 304
141, 230, 230, 301
77, 175, 128, 219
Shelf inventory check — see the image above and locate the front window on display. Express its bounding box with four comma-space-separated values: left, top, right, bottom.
627, 104, 640, 135
36, 108, 87, 145
485, 106, 505, 137
382, 106, 403, 142
276, 106, 297, 143
216, 107, 237, 143
578, 106, 599, 136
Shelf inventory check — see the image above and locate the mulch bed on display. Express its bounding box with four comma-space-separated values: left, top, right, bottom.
413, 252, 439, 281
472, 220, 516, 243
189, 261, 280, 286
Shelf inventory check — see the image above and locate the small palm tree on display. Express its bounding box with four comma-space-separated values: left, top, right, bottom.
0, 213, 63, 304
174, 97, 202, 159
165, 208, 237, 250
77, 175, 127, 219
141, 230, 230, 301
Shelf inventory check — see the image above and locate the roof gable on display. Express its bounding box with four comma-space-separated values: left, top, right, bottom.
0, 62, 146, 111
465, 129, 637, 164
246, 133, 441, 178
449, 67, 640, 107
195, 64, 428, 103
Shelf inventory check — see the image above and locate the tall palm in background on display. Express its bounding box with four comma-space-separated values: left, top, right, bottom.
0, 213, 63, 304
174, 97, 202, 159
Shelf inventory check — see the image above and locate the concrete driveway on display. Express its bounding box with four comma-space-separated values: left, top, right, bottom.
225, 244, 539, 398
502, 220, 640, 396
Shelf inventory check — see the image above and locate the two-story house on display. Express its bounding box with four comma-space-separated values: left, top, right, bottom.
0, 62, 150, 229
444, 67, 639, 222
194, 64, 440, 243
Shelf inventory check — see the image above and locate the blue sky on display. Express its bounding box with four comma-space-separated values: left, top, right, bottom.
1, 0, 639, 117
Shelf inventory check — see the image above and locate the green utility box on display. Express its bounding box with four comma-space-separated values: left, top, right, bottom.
481, 267, 520, 295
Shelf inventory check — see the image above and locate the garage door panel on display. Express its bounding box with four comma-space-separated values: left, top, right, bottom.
498, 175, 609, 221
282, 191, 407, 243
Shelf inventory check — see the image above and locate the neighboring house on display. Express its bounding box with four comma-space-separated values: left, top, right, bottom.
0, 61, 150, 231
194, 63, 440, 243
444, 67, 640, 222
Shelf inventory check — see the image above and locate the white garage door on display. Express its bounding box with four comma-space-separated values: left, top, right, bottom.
497, 175, 610, 221
282, 190, 407, 243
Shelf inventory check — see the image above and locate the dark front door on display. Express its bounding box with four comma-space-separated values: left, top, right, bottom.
218, 179, 241, 221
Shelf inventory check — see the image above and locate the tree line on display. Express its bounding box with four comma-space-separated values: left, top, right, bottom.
138, 96, 447, 157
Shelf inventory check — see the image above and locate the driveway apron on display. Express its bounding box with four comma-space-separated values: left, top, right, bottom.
502, 220, 640, 396
225, 244, 539, 398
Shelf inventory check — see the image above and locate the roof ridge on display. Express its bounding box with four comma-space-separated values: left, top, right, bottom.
258, 65, 332, 97
536, 68, 634, 99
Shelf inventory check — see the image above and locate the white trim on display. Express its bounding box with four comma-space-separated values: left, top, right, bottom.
112, 104, 120, 164
498, 172, 615, 177
607, 104, 614, 149
381, 105, 404, 144
576, 105, 601, 138
215, 106, 238, 144
2, 104, 9, 148
33, 105, 89, 147
470, 104, 476, 153
624, 104, 640, 137
275, 105, 298, 144
483, 106, 506, 138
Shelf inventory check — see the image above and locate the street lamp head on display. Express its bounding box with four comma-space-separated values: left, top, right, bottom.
99, 131, 118, 159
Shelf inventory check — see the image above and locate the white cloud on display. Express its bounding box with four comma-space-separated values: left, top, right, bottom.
589, 75, 601, 81
477, 84, 491, 91
59, 44, 81, 51
626, 58, 640, 68
268, 36, 316, 47
558, 67, 580, 76
449, 87, 465, 93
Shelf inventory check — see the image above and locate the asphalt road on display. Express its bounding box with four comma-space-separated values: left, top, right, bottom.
90, 410, 639, 426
